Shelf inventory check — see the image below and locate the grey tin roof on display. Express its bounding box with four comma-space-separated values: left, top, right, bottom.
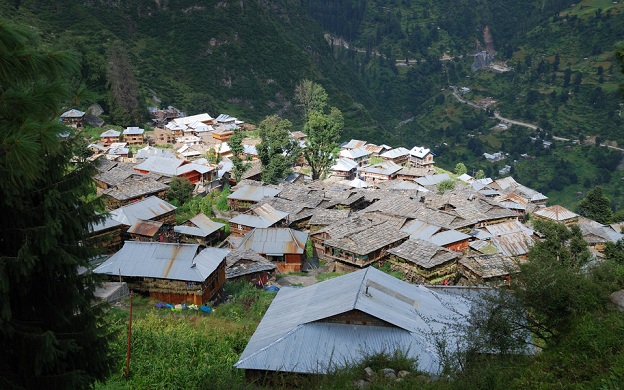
235, 267, 493, 375
237, 228, 308, 255
134, 156, 186, 176
227, 185, 281, 202
109, 196, 177, 226
93, 242, 228, 282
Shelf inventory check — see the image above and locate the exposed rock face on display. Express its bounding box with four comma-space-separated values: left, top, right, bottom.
610, 290, 624, 311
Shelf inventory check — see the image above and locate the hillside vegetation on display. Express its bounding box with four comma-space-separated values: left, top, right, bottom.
1, 0, 624, 210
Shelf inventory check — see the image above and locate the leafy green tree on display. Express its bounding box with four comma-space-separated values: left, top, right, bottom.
166, 176, 194, 204
229, 131, 251, 183
475, 169, 485, 179
454, 162, 467, 176
0, 22, 112, 388
438, 179, 456, 194
578, 186, 613, 224
257, 115, 300, 184
295, 79, 328, 120
303, 107, 343, 180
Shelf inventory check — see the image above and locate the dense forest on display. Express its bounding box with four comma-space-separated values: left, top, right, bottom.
1, 0, 624, 210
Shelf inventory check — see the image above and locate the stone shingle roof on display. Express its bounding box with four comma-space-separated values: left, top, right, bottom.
102, 178, 169, 201
225, 248, 276, 279
323, 220, 409, 256
388, 238, 460, 269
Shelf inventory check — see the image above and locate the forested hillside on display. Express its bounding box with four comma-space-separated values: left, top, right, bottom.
2, 0, 624, 211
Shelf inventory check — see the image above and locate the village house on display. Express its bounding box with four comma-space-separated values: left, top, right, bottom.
126, 219, 164, 242
135, 145, 176, 161
174, 213, 226, 246
154, 126, 176, 144
308, 209, 351, 233
339, 147, 371, 167
134, 156, 214, 184
576, 217, 623, 254
100, 178, 169, 209
363, 143, 392, 156
458, 254, 519, 287
329, 158, 358, 180
235, 228, 308, 272
380, 147, 411, 165
122, 126, 145, 145
395, 166, 435, 181
387, 238, 461, 284
87, 196, 177, 252
360, 161, 402, 182
532, 205, 579, 226
341, 139, 367, 150
409, 146, 435, 167
228, 204, 289, 238
225, 248, 277, 284
211, 127, 235, 142
321, 220, 409, 272
93, 242, 228, 305
60, 108, 85, 129
235, 267, 516, 380
106, 143, 129, 159
227, 184, 281, 211
100, 129, 121, 145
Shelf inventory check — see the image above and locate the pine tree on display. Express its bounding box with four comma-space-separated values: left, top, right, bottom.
578, 186, 612, 224
0, 22, 112, 388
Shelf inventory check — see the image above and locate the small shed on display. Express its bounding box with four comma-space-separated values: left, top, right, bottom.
225, 248, 277, 284
236, 228, 308, 273
127, 219, 164, 242
174, 213, 225, 246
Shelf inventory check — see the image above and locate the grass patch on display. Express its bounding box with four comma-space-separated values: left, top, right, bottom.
315, 272, 346, 282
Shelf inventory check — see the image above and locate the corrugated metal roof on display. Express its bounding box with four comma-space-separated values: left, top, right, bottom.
176, 163, 212, 175
134, 156, 186, 176
534, 205, 578, 221
61, 108, 85, 118
229, 204, 288, 228
469, 239, 499, 254
400, 220, 442, 241
340, 147, 370, 159
173, 113, 213, 125
429, 229, 471, 246
227, 185, 281, 202
235, 267, 493, 375
331, 158, 358, 172
127, 219, 163, 237
237, 228, 308, 255
490, 232, 533, 257
485, 220, 532, 237
409, 146, 431, 158
100, 129, 121, 137
93, 242, 228, 282
110, 196, 176, 226
380, 147, 410, 159
123, 126, 145, 135
342, 139, 367, 149
360, 161, 402, 176
415, 173, 451, 187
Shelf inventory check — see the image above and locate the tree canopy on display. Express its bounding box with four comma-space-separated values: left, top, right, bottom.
0, 22, 112, 388
257, 115, 300, 184
229, 130, 251, 183
303, 107, 344, 180
578, 186, 612, 224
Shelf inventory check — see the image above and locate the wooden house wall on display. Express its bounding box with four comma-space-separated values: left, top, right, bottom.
124, 135, 144, 145
443, 240, 470, 253
320, 310, 394, 327
387, 255, 457, 284
229, 222, 254, 238
87, 226, 124, 253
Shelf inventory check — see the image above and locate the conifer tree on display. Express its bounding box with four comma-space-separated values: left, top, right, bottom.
0, 22, 112, 388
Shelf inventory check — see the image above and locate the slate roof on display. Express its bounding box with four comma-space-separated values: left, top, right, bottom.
415, 173, 451, 187
388, 238, 460, 269
237, 228, 308, 255
94, 166, 144, 187
400, 220, 443, 240
460, 254, 519, 279
93, 242, 228, 282
397, 166, 434, 178
309, 209, 351, 226
342, 139, 367, 149
235, 267, 500, 375
225, 248, 276, 279
323, 220, 409, 256
102, 178, 169, 201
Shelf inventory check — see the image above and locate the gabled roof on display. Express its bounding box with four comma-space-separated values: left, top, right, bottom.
136, 146, 175, 160
323, 220, 409, 256
309, 209, 350, 226
100, 129, 121, 138
342, 139, 367, 149
429, 229, 471, 246
227, 185, 281, 202
134, 156, 186, 176
533, 205, 578, 222
388, 238, 460, 269
330, 158, 358, 172
61, 109, 85, 118
108, 196, 176, 226
225, 248, 276, 279
174, 213, 225, 237
360, 161, 402, 176
237, 228, 308, 255
400, 220, 443, 240
460, 254, 519, 279
173, 113, 213, 125
235, 267, 498, 375
123, 126, 144, 135
176, 163, 213, 175
127, 219, 163, 237
340, 147, 371, 159
409, 146, 432, 158
102, 178, 169, 201
229, 204, 289, 228
380, 147, 410, 159
93, 242, 228, 282
415, 173, 451, 187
